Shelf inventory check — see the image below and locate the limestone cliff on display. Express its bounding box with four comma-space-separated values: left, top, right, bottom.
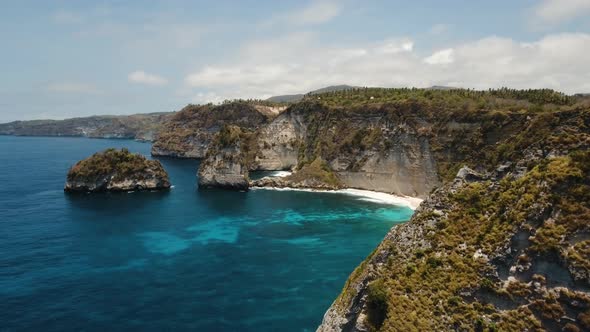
317, 106, 590, 331
151, 101, 279, 158
197, 125, 257, 191
65, 148, 170, 192
254, 107, 307, 170
246, 97, 529, 198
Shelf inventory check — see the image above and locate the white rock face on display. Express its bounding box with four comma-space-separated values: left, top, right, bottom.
252, 107, 441, 198
255, 111, 305, 170
333, 138, 439, 199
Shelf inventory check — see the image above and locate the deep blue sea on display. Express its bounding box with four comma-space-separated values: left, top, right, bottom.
0, 136, 413, 332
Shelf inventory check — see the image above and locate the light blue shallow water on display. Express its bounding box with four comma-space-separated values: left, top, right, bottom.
0, 136, 414, 331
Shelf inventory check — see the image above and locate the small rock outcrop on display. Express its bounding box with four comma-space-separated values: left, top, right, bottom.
64, 148, 171, 192
251, 158, 342, 190
197, 125, 255, 191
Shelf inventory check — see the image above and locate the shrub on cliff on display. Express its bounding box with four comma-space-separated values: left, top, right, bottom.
66, 148, 170, 192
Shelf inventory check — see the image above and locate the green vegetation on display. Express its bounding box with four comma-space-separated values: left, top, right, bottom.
217, 98, 289, 108
207, 124, 260, 174
306, 87, 575, 108
333, 144, 590, 330
152, 101, 273, 157
286, 157, 342, 187
217, 125, 244, 148
287, 88, 590, 186
366, 279, 389, 330
67, 148, 166, 182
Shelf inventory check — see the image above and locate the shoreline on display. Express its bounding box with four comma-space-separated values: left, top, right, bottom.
250, 186, 423, 210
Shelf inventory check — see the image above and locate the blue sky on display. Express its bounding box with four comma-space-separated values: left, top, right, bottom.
1, 0, 589, 121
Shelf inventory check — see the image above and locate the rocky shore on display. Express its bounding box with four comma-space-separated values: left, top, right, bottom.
64, 148, 171, 192
250, 176, 340, 190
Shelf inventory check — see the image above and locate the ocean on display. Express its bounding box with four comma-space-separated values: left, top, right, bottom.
0, 136, 414, 331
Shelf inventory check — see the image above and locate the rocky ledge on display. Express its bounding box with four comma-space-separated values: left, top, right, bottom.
251, 176, 340, 190
64, 148, 171, 192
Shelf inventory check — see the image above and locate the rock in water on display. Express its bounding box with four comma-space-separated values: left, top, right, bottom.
64, 148, 171, 192
197, 125, 254, 191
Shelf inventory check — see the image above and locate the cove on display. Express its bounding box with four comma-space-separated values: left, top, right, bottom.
0, 136, 414, 331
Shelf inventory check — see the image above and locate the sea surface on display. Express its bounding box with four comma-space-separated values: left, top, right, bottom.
0, 136, 414, 331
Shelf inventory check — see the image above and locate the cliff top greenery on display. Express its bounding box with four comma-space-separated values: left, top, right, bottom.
152, 100, 275, 156
304, 87, 581, 110
169, 101, 272, 125
67, 148, 167, 182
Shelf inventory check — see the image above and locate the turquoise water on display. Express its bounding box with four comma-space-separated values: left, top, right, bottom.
0, 136, 414, 331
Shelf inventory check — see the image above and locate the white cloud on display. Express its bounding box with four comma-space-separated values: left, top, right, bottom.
128, 71, 168, 86
264, 0, 341, 26
183, 32, 590, 98
375, 40, 414, 54
424, 48, 454, 65
46, 82, 101, 94
534, 0, 590, 24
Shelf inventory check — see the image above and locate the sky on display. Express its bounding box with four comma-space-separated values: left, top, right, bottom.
1, 0, 590, 122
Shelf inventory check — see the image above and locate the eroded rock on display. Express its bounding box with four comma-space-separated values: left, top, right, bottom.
64, 148, 170, 192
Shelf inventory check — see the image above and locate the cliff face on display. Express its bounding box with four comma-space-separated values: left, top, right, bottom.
318, 107, 590, 331
151, 102, 276, 158
197, 125, 257, 191
244, 100, 528, 198
254, 109, 307, 170
0, 113, 171, 141
64, 148, 171, 192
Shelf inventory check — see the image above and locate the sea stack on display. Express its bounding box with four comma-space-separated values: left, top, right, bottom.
64, 148, 171, 192
197, 125, 253, 191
